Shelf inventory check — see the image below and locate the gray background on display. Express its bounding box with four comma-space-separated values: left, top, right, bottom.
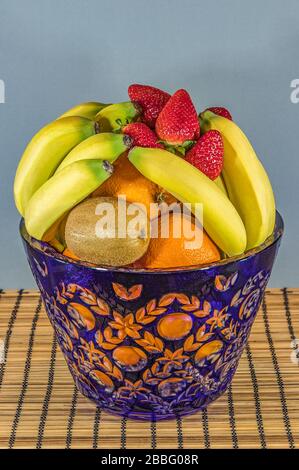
0, 0, 298, 288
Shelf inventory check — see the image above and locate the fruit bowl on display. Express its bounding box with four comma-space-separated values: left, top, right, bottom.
20, 211, 283, 421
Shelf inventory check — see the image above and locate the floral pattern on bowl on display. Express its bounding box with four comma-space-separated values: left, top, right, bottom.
20, 212, 283, 420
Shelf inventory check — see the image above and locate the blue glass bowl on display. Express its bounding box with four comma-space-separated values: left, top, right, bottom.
20, 212, 283, 420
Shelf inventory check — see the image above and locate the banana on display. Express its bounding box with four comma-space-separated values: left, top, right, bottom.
25, 159, 113, 240
58, 101, 109, 120
200, 111, 276, 249
129, 147, 247, 256
96, 101, 141, 132
48, 238, 65, 253
214, 175, 228, 196
14, 116, 98, 216
56, 133, 133, 172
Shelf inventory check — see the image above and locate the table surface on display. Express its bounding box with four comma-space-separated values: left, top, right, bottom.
0, 288, 298, 449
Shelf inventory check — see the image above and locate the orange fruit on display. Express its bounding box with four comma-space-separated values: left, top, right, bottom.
42, 215, 65, 242
93, 152, 158, 216
63, 248, 80, 260
135, 212, 221, 269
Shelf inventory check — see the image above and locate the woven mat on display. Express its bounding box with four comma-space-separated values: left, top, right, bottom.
0, 288, 298, 449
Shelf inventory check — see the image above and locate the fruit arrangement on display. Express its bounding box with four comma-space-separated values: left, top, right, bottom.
14, 84, 276, 268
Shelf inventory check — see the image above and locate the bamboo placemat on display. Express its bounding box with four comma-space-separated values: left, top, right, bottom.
0, 288, 298, 449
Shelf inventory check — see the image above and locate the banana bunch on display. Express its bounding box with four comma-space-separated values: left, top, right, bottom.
14, 96, 276, 259
200, 111, 276, 250
129, 147, 247, 256
58, 101, 109, 120
14, 101, 139, 239
128, 112, 276, 256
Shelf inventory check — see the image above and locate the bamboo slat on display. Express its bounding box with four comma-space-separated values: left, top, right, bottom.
0, 288, 298, 449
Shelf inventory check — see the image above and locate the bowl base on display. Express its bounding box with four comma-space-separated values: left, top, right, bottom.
82, 394, 215, 421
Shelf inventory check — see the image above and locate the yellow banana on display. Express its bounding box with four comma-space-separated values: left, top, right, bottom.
14, 116, 98, 216
129, 147, 247, 256
214, 175, 228, 196
25, 159, 113, 240
96, 101, 141, 132
56, 132, 132, 172
58, 101, 109, 120
200, 111, 276, 249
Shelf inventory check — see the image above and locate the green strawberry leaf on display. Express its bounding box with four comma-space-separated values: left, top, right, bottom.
157, 139, 196, 156
181, 139, 196, 150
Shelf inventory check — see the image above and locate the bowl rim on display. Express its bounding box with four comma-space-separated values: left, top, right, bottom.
20, 211, 284, 275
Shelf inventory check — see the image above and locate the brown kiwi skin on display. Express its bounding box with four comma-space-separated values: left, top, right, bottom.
65, 196, 150, 266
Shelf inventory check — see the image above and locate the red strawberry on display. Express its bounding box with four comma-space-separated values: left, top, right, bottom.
155, 89, 199, 145
206, 107, 232, 120
185, 130, 224, 180
123, 122, 163, 148
128, 84, 170, 127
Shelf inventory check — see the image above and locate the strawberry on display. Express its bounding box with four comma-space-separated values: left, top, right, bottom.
123, 122, 163, 148
185, 130, 224, 180
155, 89, 199, 145
128, 84, 170, 127
206, 107, 232, 120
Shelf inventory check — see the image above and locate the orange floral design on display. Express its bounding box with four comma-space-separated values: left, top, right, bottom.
112, 283, 143, 301
221, 319, 239, 340
135, 332, 164, 353
94, 355, 123, 381
196, 324, 214, 343
79, 338, 105, 362
135, 299, 167, 325
117, 379, 150, 398
206, 308, 228, 331
183, 334, 201, 352
109, 311, 142, 340
89, 369, 114, 392
55, 324, 73, 352
39, 270, 271, 415
67, 360, 97, 392
95, 328, 122, 351
193, 300, 212, 318
67, 302, 96, 331
214, 272, 238, 291
74, 349, 94, 373
183, 323, 216, 353
195, 340, 223, 365
156, 347, 189, 373
77, 287, 110, 316
54, 283, 110, 316
159, 292, 190, 307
